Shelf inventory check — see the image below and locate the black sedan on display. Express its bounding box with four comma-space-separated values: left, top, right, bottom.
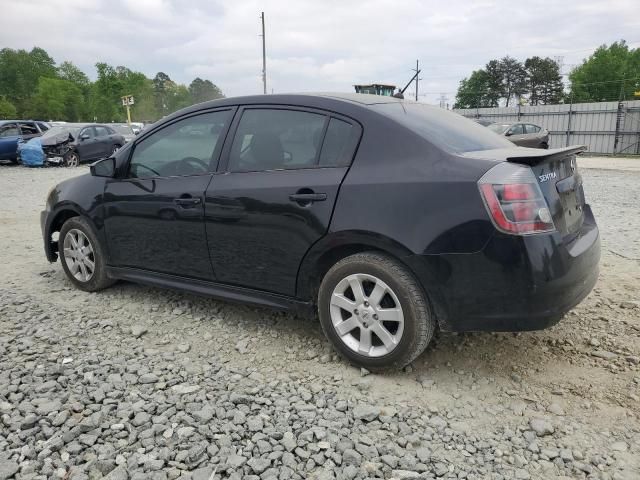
41, 94, 600, 370
41, 124, 125, 167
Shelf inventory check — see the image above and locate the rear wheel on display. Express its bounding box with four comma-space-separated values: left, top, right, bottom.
318, 252, 435, 371
59, 217, 115, 292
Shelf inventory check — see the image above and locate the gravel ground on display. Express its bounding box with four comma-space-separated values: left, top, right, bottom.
0, 159, 638, 480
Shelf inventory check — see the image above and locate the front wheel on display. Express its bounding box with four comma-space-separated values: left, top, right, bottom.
64, 150, 80, 167
59, 217, 115, 292
318, 252, 435, 371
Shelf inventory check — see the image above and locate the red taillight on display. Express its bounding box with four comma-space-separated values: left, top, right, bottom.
478, 164, 555, 235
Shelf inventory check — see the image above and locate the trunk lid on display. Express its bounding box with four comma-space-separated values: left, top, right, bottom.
465, 146, 587, 237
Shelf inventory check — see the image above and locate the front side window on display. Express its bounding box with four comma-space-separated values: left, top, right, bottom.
80, 127, 95, 139
0, 123, 19, 137
228, 109, 326, 172
129, 110, 231, 179
508, 124, 524, 135
19, 122, 39, 135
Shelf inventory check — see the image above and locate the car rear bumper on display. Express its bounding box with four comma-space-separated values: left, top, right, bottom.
408, 205, 600, 332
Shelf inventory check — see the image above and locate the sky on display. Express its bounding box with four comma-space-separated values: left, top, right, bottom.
1, 0, 639, 105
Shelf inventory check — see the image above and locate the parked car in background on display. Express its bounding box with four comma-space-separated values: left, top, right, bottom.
40, 123, 125, 167
488, 122, 550, 149
0, 120, 49, 163
111, 124, 136, 143
130, 122, 144, 134
473, 118, 493, 126
41, 94, 599, 370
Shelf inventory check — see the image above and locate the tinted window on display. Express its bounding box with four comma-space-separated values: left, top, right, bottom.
0, 123, 19, 137
374, 103, 513, 153
95, 126, 110, 136
228, 109, 326, 172
129, 110, 231, 179
80, 127, 95, 139
525, 124, 540, 134
508, 124, 524, 135
37, 122, 49, 131
19, 122, 39, 135
319, 118, 354, 166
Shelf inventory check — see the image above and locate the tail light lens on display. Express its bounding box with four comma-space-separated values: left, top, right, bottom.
478, 162, 555, 235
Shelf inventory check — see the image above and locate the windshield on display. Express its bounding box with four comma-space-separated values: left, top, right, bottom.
488, 123, 509, 134
374, 103, 514, 153
112, 125, 134, 135
41, 126, 82, 139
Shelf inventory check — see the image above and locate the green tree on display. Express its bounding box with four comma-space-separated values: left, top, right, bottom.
569, 40, 640, 102
524, 56, 564, 105
0, 97, 17, 119
0, 47, 57, 116
188, 78, 224, 104
26, 77, 83, 121
58, 61, 90, 87
153, 72, 173, 116
498, 56, 528, 106
454, 70, 496, 109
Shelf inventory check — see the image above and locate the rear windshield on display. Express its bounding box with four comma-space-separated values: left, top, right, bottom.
373, 103, 513, 153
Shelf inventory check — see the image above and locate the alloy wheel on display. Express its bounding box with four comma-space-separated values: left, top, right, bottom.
329, 273, 404, 357
63, 229, 95, 282
65, 152, 79, 167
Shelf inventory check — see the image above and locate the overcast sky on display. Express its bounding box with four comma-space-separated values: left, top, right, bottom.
2, 0, 639, 104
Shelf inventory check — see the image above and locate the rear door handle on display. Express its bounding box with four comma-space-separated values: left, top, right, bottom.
174, 197, 202, 207
289, 192, 327, 203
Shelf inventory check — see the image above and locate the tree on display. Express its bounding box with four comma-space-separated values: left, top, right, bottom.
189, 78, 224, 104
0, 97, 17, 119
0, 47, 57, 116
569, 40, 640, 102
498, 56, 528, 107
454, 70, 496, 109
524, 57, 564, 105
58, 61, 90, 87
26, 77, 83, 121
153, 72, 173, 116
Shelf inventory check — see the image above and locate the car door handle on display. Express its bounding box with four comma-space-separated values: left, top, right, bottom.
174, 197, 201, 207
289, 192, 327, 204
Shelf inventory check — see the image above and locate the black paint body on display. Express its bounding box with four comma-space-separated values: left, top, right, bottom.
41, 94, 600, 331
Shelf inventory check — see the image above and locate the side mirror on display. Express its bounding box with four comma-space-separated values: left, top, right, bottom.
90, 157, 115, 178
80, 134, 90, 140
505, 131, 512, 137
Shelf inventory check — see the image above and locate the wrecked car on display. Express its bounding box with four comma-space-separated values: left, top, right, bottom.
40, 124, 126, 167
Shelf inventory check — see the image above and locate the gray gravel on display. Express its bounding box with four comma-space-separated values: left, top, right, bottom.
0, 162, 639, 479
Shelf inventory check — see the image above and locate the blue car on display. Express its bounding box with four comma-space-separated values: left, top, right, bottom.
0, 120, 50, 163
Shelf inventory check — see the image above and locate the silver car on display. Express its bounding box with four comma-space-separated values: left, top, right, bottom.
488, 122, 549, 149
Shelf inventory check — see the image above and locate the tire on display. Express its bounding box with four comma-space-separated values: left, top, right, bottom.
64, 150, 80, 167
318, 252, 435, 371
59, 216, 115, 292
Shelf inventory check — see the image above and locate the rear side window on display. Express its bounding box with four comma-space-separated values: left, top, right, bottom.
19, 122, 39, 135
228, 109, 326, 172
95, 126, 109, 136
525, 124, 540, 134
374, 103, 513, 153
319, 118, 354, 167
37, 122, 49, 131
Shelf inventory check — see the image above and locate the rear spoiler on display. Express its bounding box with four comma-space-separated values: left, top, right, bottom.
506, 146, 587, 166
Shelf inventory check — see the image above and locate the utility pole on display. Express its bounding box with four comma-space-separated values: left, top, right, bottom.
415, 60, 419, 101
261, 12, 267, 94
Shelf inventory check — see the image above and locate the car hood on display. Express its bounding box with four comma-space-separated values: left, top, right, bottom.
40, 132, 75, 146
